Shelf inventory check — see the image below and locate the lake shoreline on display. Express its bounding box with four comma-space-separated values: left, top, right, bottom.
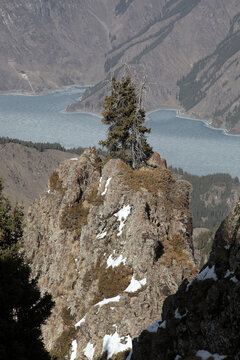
0, 86, 239, 178
148, 108, 240, 138
1, 85, 239, 137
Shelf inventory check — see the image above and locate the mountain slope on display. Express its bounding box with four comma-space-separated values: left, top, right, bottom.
1, 1, 240, 131
178, 14, 240, 133
0, 142, 76, 208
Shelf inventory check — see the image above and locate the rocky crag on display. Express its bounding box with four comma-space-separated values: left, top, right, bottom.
24, 148, 197, 360
130, 199, 240, 359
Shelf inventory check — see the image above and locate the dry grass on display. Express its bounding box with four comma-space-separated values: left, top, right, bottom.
98, 263, 133, 299
117, 161, 175, 195
83, 258, 133, 305
60, 182, 103, 235
49, 171, 65, 194
60, 202, 89, 235
50, 326, 76, 360
86, 182, 104, 206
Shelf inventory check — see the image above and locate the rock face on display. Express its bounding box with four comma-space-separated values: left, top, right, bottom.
24, 149, 197, 360
130, 199, 240, 359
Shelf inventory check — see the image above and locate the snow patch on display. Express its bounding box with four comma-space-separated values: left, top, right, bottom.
224, 244, 230, 250
159, 320, 166, 328
106, 253, 126, 268
230, 276, 238, 283
174, 308, 188, 319
70, 340, 77, 360
196, 350, 226, 360
99, 176, 103, 189
47, 189, 51, 194
224, 269, 234, 278
75, 315, 86, 328
95, 296, 120, 308
97, 231, 107, 239
126, 350, 133, 360
114, 205, 131, 236
70, 157, 78, 160
102, 331, 132, 359
124, 276, 146, 293
83, 342, 95, 360
186, 281, 192, 292
196, 266, 218, 281
101, 177, 112, 195
175, 356, 182, 360
147, 319, 161, 333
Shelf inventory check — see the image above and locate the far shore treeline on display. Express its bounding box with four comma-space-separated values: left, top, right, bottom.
0, 136, 104, 156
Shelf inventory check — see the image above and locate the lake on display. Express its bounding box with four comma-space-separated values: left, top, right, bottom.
0, 86, 239, 178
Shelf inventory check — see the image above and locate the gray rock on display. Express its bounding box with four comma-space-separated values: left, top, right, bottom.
24, 149, 197, 359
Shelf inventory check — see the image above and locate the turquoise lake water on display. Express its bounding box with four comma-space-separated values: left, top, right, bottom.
0, 86, 239, 178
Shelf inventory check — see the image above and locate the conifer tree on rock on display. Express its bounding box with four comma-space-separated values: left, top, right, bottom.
0, 179, 54, 360
99, 75, 153, 169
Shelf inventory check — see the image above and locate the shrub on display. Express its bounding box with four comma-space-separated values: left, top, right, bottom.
49, 171, 65, 194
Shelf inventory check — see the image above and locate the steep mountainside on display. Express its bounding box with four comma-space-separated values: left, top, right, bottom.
1, 1, 240, 131
178, 14, 240, 133
130, 198, 240, 359
170, 169, 240, 229
0, 142, 76, 208
24, 149, 197, 359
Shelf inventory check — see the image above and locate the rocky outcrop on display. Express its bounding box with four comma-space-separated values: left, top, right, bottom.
24, 149, 197, 360
130, 199, 240, 359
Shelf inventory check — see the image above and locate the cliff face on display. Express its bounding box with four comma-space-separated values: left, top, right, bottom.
130, 199, 240, 359
24, 148, 197, 360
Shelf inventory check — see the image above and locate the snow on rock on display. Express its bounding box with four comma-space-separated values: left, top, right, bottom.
124, 276, 146, 293
230, 276, 238, 283
224, 244, 230, 250
114, 205, 131, 236
70, 340, 78, 360
97, 231, 107, 239
70, 158, 78, 160
174, 308, 188, 319
101, 177, 112, 196
126, 350, 133, 360
98, 176, 103, 189
159, 320, 166, 328
224, 269, 234, 278
186, 281, 192, 292
196, 350, 226, 360
175, 356, 182, 360
196, 265, 218, 281
147, 319, 161, 333
106, 253, 126, 268
75, 315, 86, 328
102, 331, 132, 359
95, 295, 120, 308
83, 342, 95, 360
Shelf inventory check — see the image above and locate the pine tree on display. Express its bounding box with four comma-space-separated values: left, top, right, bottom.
99, 75, 153, 169
0, 179, 54, 360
